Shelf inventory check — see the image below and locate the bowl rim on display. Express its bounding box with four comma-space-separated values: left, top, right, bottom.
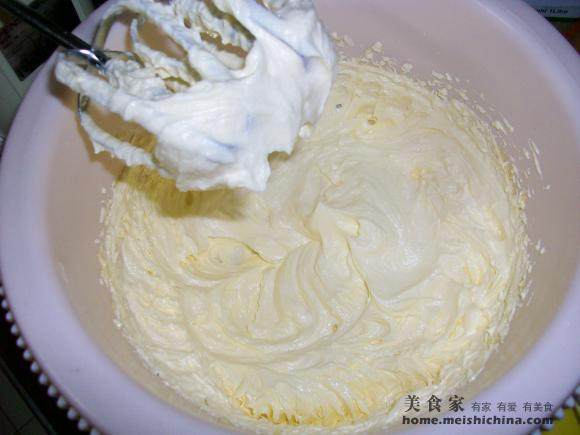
0, 1, 579, 434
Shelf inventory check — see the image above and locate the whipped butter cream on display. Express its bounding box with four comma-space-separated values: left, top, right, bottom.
55, 0, 335, 191
101, 59, 529, 432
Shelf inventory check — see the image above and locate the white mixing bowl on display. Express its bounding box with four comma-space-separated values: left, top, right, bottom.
1, 0, 579, 433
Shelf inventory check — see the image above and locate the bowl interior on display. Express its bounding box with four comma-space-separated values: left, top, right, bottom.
8, 0, 580, 432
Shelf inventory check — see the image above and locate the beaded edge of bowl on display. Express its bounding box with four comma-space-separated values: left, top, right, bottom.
0, 285, 99, 434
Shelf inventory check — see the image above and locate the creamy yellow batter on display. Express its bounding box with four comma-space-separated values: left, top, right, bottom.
101, 60, 529, 432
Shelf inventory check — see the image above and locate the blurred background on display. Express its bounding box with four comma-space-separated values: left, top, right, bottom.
0, 0, 578, 433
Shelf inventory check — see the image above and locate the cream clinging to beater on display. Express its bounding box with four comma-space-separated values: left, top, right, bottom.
55, 0, 336, 191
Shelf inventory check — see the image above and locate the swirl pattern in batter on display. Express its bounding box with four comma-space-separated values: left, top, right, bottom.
101, 59, 529, 432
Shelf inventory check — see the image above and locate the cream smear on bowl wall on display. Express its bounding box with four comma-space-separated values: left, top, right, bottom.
83, 18, 538, 434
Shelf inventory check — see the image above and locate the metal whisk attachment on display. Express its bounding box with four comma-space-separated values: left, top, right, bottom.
0, 0, 113, 69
